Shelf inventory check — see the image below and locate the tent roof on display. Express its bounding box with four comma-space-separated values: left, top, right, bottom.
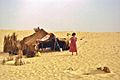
21, 28, 48, 46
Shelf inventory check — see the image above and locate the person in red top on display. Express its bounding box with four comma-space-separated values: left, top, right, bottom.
69, 33, 77, 55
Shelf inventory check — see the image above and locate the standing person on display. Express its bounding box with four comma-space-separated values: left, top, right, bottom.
69, 33, 77, 55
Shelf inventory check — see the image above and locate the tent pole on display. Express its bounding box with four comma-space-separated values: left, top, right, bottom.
41, 43, 43, 52
54, 38, 60, 51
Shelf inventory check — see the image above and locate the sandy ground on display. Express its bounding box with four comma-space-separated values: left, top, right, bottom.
0, 30, 120, 80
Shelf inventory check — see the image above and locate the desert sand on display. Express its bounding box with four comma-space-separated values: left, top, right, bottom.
0, 30, 120, 80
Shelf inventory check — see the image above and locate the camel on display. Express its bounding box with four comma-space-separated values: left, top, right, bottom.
2, 50, 24, 66
3, 33, 33, 65
3, 33, 18, 54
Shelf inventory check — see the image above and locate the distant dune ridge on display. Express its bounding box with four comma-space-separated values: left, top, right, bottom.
0, 30, 120, 80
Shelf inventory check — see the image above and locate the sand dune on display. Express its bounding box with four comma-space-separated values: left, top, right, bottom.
0, 30, 120, 80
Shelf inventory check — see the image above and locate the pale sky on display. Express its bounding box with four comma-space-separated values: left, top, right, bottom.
0, 0, 120, 31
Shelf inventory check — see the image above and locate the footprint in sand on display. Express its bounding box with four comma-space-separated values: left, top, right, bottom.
63, 67, 83, 79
